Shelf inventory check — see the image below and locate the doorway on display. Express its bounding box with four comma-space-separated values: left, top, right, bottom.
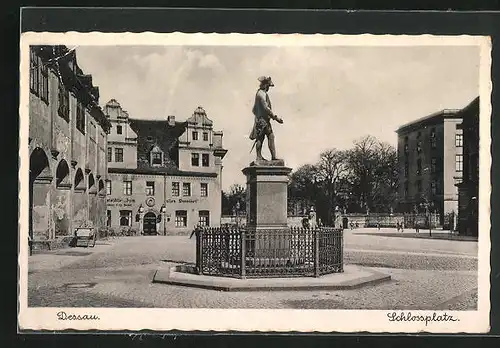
143, 212, 157, 235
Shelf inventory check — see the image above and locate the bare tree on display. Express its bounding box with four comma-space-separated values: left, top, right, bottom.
347, 135, 398, 213
315, 149, 349, 225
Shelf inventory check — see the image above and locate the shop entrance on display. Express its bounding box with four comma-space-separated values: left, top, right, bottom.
143, 212, 157, 235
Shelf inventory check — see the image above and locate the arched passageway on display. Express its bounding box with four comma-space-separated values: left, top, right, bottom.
29, 148, 52, 240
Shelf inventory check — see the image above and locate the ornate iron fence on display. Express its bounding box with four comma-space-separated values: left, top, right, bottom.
195, 226, 343, 278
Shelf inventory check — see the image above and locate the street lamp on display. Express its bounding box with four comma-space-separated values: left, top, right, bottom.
138, 204, 145, 235
235, 201, 240, 227
419, 201, 432, 237
160, 204, 166, 236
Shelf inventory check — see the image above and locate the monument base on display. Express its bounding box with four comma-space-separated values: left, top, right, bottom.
242, 162, 292, 261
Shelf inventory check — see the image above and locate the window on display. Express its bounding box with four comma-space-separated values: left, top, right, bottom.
203, 132, 209, 141
455, 133, 463, 147
416, 158, 422, 176
431, 157, 437, 173
107, 147, 112, 162
431, 181, 437, 195
430, 128, 437, 149
192, 131, 198, 140
146, 181, 155, 196
456, 154, 463, 172
115, 148, 123, 162
404, 161, 409, 178
416, 141, 422, 153
117, 125, 123, 135
123, 181, 132, 195
106, 181, 112, 195
30, 48, 39, 94
106, 210, 111, 227
183, 183, 191, 196
191, 153, 199, 166
172, 182, 180, 196
120, 210, 132, 226
175, 210, 188, 227
76, 102, 86, 134
202, 153, 209, 167
57, 82, 70, 121
201, 183, 208, 197
416, 180, 422, 193
404, 182, 409, 198
151, 152, 162, 165
40, 63, 49, 103
199, 210, 210, 227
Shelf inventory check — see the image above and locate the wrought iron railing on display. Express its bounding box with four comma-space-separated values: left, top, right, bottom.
195, 226, 343, 278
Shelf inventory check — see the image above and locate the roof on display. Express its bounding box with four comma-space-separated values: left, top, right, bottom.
186, 106, 213, 127
108, 167, 218, 178
396, 97, 480, 135
33, 45, 111, 133
396, 108, 461, 134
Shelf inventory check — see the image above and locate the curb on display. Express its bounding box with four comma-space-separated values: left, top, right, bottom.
152, 265, 392, 292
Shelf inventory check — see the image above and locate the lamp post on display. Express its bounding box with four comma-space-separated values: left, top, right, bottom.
138, 204, 145, 235
160, 204, 166, 236
235, 201, 240, 227
419, 201, 432, 237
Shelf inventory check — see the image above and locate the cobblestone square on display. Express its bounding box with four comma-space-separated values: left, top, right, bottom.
27, 228, 478, 310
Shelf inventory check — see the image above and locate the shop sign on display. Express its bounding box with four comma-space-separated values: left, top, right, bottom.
107, 197, 136, 207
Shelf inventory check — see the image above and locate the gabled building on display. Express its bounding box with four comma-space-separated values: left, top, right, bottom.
105, 101, 227, 235
29, 45, 111, 247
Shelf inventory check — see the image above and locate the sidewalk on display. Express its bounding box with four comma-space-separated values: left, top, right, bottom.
351, 228, 478, 242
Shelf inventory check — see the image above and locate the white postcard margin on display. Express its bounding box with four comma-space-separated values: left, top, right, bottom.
18, 32, 492, 333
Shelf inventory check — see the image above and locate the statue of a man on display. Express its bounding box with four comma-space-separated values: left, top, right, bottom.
249, 76, 283, 161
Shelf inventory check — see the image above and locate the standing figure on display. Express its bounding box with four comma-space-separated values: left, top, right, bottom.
249, 76, 284, 161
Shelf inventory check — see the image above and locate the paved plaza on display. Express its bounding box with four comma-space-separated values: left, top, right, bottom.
27, 228, 478, 310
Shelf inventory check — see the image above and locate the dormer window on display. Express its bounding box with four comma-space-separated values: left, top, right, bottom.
150, 145, 164, 166
192, 131, 199, 141
203, 132, 209, 141
151, 152, 162, 165
116, 125, 123, 135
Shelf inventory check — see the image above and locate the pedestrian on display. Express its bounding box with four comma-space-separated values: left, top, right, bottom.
189, 225, 199, 239
28, 234, 33, 256
302, 217, 310, 229
377, 222, 380, 230
415, 223, 419, 233
396, 222, 400, 232
401, 221, 404, 232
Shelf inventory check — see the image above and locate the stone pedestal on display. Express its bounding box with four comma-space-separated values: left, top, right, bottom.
242, 160, 292, 261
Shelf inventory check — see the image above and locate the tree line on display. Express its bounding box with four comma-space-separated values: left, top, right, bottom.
222, 135, 398, 226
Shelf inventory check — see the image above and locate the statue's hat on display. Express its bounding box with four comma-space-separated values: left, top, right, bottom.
258, 76, 274, 87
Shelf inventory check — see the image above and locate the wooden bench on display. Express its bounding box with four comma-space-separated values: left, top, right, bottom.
74, 228, 96, 248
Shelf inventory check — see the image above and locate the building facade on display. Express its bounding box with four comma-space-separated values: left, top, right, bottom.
456, 97, 480, 236
29, 46, 111, 245
396, 106, 466, 226
105, 101, 227, 235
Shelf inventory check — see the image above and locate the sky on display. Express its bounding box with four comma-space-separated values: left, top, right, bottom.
74, 45, 480, 191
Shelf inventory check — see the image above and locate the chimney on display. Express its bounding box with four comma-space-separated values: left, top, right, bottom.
167, 115, 176, 126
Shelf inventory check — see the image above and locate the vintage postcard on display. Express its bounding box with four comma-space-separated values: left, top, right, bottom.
18, 32, 492, 333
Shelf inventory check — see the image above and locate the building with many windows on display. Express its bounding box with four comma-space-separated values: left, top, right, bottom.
395, 101, 474, 226
28, 45, 111, 247
456, 97, 480, 236
105, 100, 227, 235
